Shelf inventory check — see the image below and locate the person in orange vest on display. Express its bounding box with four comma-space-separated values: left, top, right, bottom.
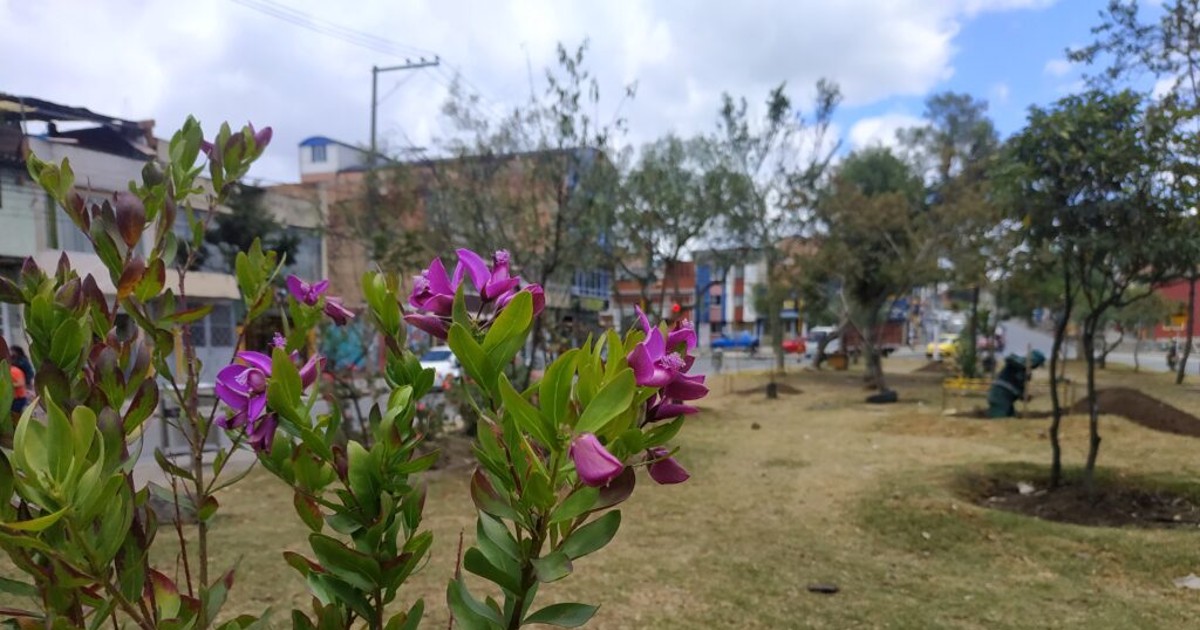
9, 362, 27, 415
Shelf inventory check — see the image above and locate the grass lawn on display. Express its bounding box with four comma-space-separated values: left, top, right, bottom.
10, 358, 1200, 628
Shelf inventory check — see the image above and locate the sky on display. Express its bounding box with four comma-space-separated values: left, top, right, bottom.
0, 0, 1110, 185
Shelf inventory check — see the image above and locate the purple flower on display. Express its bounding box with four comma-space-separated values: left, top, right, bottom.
323, 296, 355, 325
496, 283, 546, 317
457, 249, 521, 302
645, 400, 699, 423
404, 313, 451, 340
246, 414, 279, 452
286, 275, 330, 306
272, 332, 286, 349
569, 433, 624, 487
646, 448, 690, 485
215, 349, 322, 452
287, 275, 354, 326
409, 257, 458, 316
627, 307, 681, 388
249, 124, 273, 150
215, 351, 272, 433
666, 319, 697, 353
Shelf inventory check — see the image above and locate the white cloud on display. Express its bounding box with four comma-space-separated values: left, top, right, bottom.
1153, 75, 1180, 99
1044, 58, 1072, 77
848, 113, 926, 150
0, 0, 1056, 183
990, 82, 1011, 104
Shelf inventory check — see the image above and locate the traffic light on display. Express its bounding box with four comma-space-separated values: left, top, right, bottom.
671, 303, 681, 314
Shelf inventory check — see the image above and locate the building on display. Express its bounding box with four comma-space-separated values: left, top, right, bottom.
610, 259, 696, 327
0, 94, 324, 454
284, 136, 613, 341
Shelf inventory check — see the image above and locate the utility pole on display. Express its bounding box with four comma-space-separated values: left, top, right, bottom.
369, 57, 439, 166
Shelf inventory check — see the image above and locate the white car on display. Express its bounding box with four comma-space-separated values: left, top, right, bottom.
419, 346, 461, 388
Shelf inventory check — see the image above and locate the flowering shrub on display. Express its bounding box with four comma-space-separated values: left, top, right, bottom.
0, 118, 706, 629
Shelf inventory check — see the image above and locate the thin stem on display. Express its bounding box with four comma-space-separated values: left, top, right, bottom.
171, 476, 194, 597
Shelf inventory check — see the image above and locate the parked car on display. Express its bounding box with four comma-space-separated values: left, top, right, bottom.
711, 331, 760, 350
925, 333, 960, 360
782, 337, 807, 354
419, 346, 461, 387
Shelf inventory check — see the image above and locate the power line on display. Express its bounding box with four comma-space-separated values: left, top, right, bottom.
230, 0, 436, 60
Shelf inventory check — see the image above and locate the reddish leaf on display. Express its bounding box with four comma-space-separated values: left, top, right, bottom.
117, 258, 146, 299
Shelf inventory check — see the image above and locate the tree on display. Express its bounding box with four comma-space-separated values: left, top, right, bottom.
606, 135, 733, 322
431, 42, 627, 366
998, 89, 1181, 492
1070, 0, 1200, 383
186, 184, 300, 273
899, 92, 1001, 376
710, 81, 841, 396
808, 147, 940, 391
1111, 290, 1174, 371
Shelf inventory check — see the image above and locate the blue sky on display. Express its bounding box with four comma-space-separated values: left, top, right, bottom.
839, 2, 1105, 147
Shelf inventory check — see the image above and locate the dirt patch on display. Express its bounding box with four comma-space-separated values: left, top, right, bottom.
1069, 387, 1200, 438
421, 433, 477, 471
915, 361, 954, 374
735, 383, 802, 396
958, 467, 1200, 528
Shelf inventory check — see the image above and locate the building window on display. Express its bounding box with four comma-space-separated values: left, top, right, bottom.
312, 145, 327, 163
57, 203, 92, 253
283, 227, 322, 280
209, 303, 235, 347
711, 295, 723, 306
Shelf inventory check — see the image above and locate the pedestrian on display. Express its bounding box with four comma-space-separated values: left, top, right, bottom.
9, 360, 27, 415
11, 346, 33, 391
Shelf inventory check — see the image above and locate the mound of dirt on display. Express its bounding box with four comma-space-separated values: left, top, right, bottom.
1069, 387, 1200, 438
915, 361, 954, 374
961, 470, 1200, 528
735, 383, 802, 396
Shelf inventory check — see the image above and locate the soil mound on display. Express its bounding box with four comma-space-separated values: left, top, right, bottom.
735, 383, 802, 396
960, 468, 1200, 528
1068, 387, 1200, 438
915, 361, 953, 374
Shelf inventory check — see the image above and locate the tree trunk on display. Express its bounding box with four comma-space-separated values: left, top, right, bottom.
965, 285, 980, 377
1133, 325, 1141, 372
1047, 273, 1073, 490
1082, 314, 1102, 499
1176, 269, 1196, 384
764, 255, 783, 399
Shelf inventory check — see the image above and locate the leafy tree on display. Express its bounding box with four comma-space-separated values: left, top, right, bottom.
1070, 0, 1200, 383
198, 181, 298, 270
709, 81, 841, 395
808, 147, 940, 391
606, 135, 735, 321
899, 92, 1001, 376
998, 89, 1182, 492
431, 41, 628, 366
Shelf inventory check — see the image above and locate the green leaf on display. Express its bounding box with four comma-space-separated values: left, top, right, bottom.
0, 576, 37, 598
463, 547, 521, 594
574, 368, 635, 434
531, 550, 573, 583
522, 471, 556, 511
482, 290, 532, 370
477, 513, 520, 560
523, 602, 598, 628
308, 573, 374, 621
197, 495, 219, 522
470, 469, 518, 521
447, 578, 503, 629
384, 600, 425, 630
451, 282, 473, 333
308, 533, 382, 591
149, 569, 182, 620
167, 304, 214, 325
499, 374, 556, 448
643, 416, 685, 448
550, 487, 598, 524
293, 492, 323, 532
560, 510, 621, 560
540, 349, 579, 426
124, 379, 159, 437
448, 323, 490, 393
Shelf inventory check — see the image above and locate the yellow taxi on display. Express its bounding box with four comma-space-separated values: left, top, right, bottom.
925, 333, 960, 360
